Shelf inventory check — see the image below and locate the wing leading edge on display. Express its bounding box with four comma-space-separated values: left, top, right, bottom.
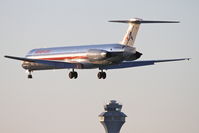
101, 58, 190, 70
5, 55, 190, 70
4, 55, 75, 69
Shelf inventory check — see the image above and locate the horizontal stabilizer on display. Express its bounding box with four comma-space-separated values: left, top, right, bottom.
109, 18, 180, 24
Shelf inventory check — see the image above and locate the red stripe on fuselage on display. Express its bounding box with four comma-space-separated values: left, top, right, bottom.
36, 56, 88, 60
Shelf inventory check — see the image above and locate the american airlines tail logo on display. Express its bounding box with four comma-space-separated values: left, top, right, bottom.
125, 31, 133, 44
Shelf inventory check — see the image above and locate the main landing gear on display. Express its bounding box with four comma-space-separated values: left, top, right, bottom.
67, 69, 106, 79
97, 70, 106, 79
69, 69, 78, 79
28, 70, 33, 79
27, 69, 107, 79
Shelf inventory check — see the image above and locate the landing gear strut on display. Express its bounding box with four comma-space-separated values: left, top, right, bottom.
97, 70, 106, 79
28, 70, 32, 79
69, 69, 78, 79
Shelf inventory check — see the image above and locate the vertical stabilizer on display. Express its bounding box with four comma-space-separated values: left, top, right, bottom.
121, 18, 142, 46
109, 18, 179, 47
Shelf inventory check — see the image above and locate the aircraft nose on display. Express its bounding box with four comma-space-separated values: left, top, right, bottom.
22, 61, 31, 69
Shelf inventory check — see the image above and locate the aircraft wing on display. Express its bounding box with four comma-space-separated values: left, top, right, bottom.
4, 55, 75, 68
101, 58, 190, 70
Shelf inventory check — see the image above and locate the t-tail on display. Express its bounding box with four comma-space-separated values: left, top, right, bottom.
109, 18, 179, 47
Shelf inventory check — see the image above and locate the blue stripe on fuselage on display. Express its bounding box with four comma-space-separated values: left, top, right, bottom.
26, 43, 124, 56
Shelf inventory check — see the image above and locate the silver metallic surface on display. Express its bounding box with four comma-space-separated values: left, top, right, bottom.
22, 44, 142, 70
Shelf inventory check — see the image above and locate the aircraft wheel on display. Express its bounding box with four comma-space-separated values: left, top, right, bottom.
98, 72, 106, 79
69, 72, 73, 79
28, 70, 33, 79
69, 71, 78, 79
28, 74, 32, 79
102, 72, 106, 79
74, 72, 78, 79
98, 72, 102, 79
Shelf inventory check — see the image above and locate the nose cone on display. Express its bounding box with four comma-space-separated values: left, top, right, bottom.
22, 61, 30, 69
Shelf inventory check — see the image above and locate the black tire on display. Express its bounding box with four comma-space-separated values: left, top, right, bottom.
28, 74, 32, 79
74, 72, 78, 79
97, 72, 102, 79
102, 72, 106, 79
69, 72, 73, 79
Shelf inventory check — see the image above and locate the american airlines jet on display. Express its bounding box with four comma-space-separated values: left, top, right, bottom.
5, 18, 190, 79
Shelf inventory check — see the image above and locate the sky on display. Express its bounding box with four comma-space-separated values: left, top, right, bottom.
0, 0, 199, 133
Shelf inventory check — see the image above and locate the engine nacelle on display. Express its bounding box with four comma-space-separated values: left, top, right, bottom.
123, 46, 142, 61
125, 51, 142, 61
87, 49, 111, 61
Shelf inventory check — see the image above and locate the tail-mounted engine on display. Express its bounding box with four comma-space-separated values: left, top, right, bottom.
123, 46, 142, 61
87, 49, 111, 61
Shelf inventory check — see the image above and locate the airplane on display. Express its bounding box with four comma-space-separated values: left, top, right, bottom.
4, 18, 190, 79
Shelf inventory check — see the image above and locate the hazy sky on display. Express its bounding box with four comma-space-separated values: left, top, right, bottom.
0, 0, 199, 133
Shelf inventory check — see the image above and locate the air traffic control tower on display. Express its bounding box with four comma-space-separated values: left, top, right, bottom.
99, 100, 127, 133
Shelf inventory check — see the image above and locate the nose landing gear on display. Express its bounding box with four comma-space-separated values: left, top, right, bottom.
27, 70, 33, 79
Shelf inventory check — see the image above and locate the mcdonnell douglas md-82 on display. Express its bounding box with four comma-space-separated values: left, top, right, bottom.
5, 18, 190, 79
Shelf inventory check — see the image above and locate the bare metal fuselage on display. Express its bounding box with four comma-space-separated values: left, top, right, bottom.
22, 44, 142, 70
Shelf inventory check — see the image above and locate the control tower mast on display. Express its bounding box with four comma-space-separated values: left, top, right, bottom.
99, 100, 127, 133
